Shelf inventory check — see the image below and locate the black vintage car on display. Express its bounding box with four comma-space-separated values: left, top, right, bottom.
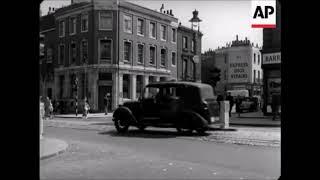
112, 81, 219, 134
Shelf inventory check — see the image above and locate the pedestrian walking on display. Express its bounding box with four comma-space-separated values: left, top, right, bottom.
217, 95, 223, 105
235, 95, 242, 117
226, 92, 234, 118
104, 93, 109, 115
44, 97, 51, 120
83, 97, 90, 119
272, 94, 281, 120
48, 99, 53, 119
75, 98, 78, 117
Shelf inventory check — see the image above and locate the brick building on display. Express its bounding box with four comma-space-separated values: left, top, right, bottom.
177, 10, 203, 82
40, 0, 180, 113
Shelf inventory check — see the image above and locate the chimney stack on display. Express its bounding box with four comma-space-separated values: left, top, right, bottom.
170, 9, 173, 16
48, 7, 51, 14
236, 35, 238, 41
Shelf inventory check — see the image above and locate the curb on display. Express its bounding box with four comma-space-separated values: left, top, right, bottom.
40, 139, 68, 160
230, 123, 281, 127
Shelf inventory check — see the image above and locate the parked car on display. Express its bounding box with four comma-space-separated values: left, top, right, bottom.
112, 81, 220, 134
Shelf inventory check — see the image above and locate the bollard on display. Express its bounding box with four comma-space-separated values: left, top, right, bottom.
219, 101, 229, 129
40, 102, 44, 140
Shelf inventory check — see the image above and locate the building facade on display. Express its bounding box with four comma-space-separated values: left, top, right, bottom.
41, 0, 180, 113
210, 36, 263, 97
177, 10, 203, 82
177, 24, 202, 82
261, 0, 281, 115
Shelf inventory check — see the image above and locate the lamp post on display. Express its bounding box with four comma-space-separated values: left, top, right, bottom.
189, 9, 202, 82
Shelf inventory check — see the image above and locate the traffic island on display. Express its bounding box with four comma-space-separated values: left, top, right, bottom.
40, 138, 68, 160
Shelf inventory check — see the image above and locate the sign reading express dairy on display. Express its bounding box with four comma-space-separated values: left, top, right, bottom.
263, 52, 281, 64
229, 62, 249, 83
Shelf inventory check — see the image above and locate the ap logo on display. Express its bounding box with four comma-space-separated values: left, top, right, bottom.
251, 0, 276, 28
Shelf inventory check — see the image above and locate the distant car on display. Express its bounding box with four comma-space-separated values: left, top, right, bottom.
239, 97, 258, 112
112, 81, 219, 134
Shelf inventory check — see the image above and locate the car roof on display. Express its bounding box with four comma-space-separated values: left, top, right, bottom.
146, 81, 212, 89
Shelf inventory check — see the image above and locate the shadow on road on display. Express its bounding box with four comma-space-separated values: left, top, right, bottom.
98, 128, 211, 139
89, 122, 114, 126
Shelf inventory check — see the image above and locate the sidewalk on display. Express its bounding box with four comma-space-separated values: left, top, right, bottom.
53, 111, 280, 127
40, 138, 68, 160
230, 111, 281, 127
54, 113, 112, 119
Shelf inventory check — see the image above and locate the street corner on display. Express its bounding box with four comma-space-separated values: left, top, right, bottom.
40, 137, 68, 160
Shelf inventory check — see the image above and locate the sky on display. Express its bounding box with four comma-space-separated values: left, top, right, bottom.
40, 0, 263, 53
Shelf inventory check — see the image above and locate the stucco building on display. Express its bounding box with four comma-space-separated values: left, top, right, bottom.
206, 35, 263, 97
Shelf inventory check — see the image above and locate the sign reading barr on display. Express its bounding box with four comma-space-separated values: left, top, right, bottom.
263, 52, 281, 64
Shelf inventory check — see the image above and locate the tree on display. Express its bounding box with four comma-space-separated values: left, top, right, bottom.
207, 67, 221, 93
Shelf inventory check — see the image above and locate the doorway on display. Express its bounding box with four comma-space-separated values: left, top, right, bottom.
98, 86, 112, 112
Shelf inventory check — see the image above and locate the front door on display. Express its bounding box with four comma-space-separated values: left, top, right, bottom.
98, 86, 112, 112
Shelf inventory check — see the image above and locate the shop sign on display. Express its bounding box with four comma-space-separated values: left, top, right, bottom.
263, 52, 281, 64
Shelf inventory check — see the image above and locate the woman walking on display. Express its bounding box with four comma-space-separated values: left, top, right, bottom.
83, 97, 90, 119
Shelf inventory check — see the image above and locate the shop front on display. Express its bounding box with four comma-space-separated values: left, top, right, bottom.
262, 52, 281, 115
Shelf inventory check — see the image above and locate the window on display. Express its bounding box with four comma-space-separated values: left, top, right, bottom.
59, 20, 65, 37
69, 16, 76, 35
182, 59, 187, 79
254, 53, 256, 64
58, 44, 65, 65
254, 70, 256, 83
46, 47, 53, 63
160, 25, 166, 41
59, 75, 64, 99
123, 14, 132, 33
123, 74, 130, 99
150, 22, 156, 38
149, 46, 156, 65
81, 40, 88, 63
124, 41, 132, 62
70, 42, 76, 64
100, 39, 112, 61
171, 52, 176, 66
172, 28, 176, 43
183, 36, 188, 49
99, 12, 112, 30
81, 14, 88, 32
160, 48, 166, 67
190, 61, 195, 80
137, 44, 144, 64
191, 39, 195, 52
137, 19, 144, 35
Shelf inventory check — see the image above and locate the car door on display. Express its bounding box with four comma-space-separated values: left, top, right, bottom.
141, 87, 161, 122
158, 87, 181, 123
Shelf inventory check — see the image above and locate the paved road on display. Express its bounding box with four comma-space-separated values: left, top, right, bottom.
40, 126, 280, 179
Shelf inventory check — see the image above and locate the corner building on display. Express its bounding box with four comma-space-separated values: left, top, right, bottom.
52, 0, 178, 112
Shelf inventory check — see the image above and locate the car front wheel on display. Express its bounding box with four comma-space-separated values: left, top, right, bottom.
114, 118, 129, 133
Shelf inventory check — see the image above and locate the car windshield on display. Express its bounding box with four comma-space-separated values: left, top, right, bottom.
143, 87, 160, 99
200, 86, 215, 100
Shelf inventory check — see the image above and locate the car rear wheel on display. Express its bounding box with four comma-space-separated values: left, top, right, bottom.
114, 118, 129, 133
